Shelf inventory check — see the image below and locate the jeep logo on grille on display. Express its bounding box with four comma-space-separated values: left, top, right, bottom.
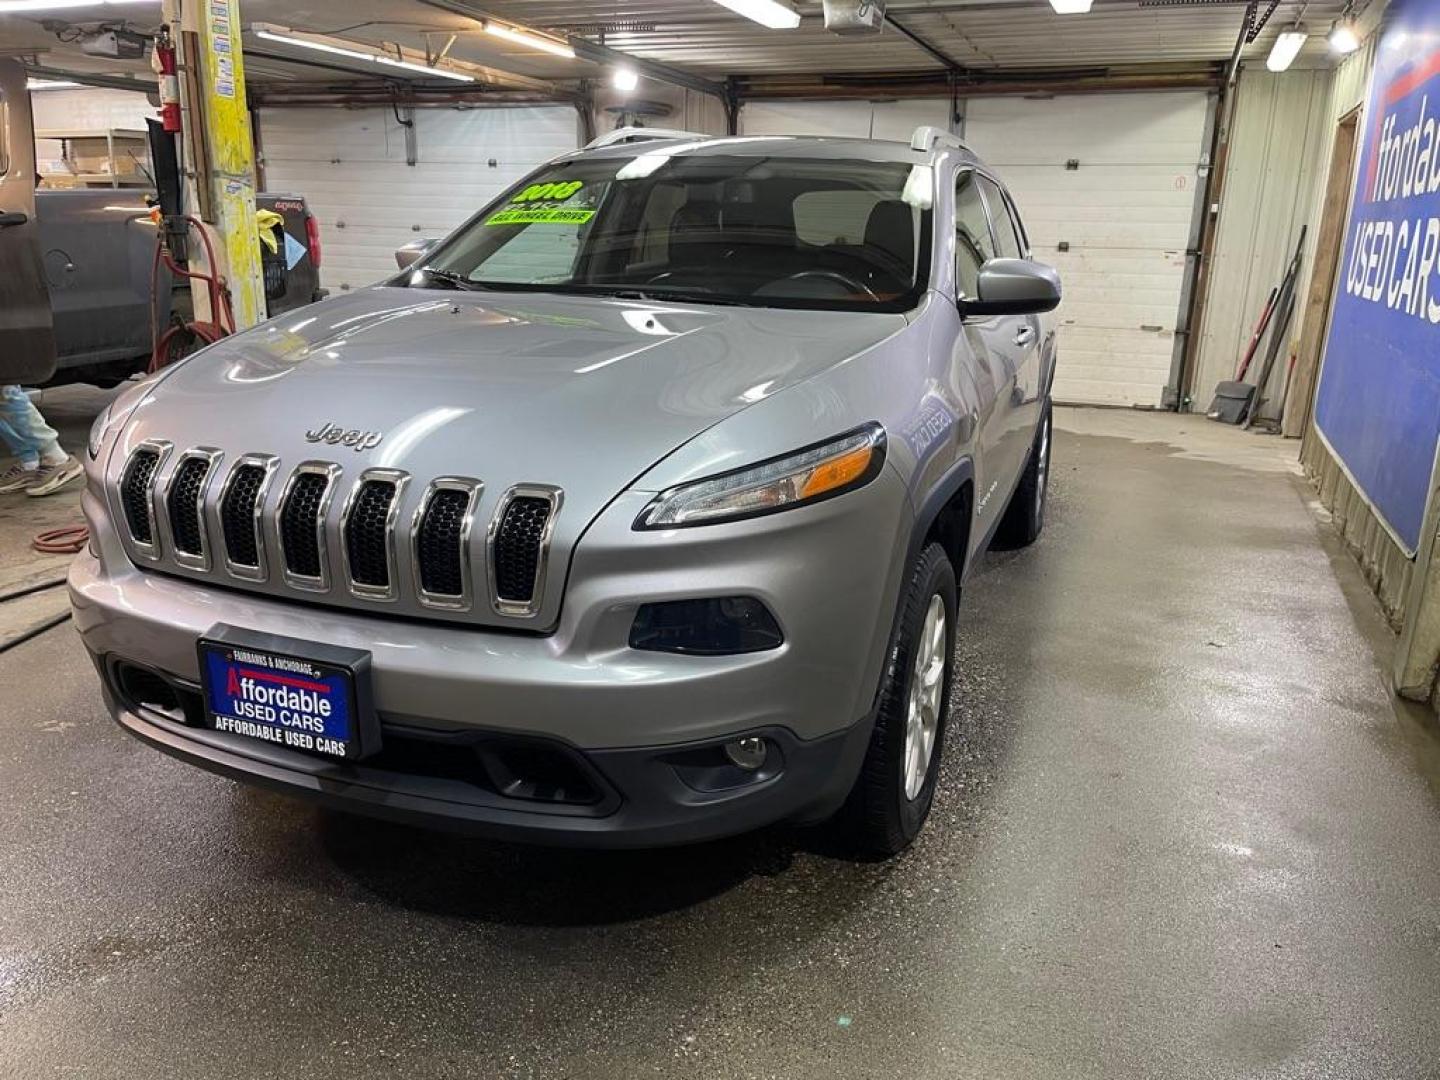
305, 422, 383, 452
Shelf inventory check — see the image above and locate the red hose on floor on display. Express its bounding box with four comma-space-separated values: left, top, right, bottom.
32, 525, 89, 555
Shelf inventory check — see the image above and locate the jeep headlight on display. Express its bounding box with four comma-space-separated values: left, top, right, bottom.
87, 403, 114, 461
636, 423, 886, 529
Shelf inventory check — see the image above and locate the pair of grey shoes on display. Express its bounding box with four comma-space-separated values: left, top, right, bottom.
0, 456, 83, 497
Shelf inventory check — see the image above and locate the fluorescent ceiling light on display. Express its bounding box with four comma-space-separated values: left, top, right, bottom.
1267, 25, 1308, 71
1049, 0, 1093, 12
483, 22, 576, 60
711, 0, 802, 30
27, 78, 81, 90
612, 66, 639, 93
377, 56, 474, 82
254, 28, 378, 64
0, 0, 149, 10
1329, 19, 1360, 54
254, 26, 476, 81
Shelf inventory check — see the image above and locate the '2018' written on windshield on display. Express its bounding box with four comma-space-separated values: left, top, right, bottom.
486, 180, 591, 226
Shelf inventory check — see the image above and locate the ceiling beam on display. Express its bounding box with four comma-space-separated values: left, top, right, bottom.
738, 64, 1224, 100
22, 63, 157, 94
884, 12, 967, 71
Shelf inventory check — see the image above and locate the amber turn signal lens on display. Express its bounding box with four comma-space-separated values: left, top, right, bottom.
800, 444, 874, 499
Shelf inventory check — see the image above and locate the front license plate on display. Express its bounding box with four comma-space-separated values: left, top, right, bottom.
197, 626, 377, 761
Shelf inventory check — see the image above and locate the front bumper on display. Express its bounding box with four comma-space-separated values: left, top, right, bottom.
69, 458, 909, 844
91, 653, 872, 847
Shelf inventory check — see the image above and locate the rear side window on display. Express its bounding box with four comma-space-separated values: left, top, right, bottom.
954, 171, 996, 298
977, 175, 1024, 260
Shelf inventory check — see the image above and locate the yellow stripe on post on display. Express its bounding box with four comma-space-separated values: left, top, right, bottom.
193, 0, 264, 330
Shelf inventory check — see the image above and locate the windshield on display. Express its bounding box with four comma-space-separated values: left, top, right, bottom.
413, 153, 932, 312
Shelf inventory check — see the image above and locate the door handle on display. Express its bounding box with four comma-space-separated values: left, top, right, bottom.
0, 211, 28, 228
1013, 325, 1036, 348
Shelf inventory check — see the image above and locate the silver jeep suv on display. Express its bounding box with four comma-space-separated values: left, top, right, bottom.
70, 125, 1060, 856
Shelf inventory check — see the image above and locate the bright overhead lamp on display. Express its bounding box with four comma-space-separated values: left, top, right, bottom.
483, 21, 576, 60
0, 0, 150, 11
252, 26, 476, 82
254, 28, 382, 64
1328, 18, 1360, 54
1267, 24, 1308, 71
711, 0, 802, 30
1048, 0, 1094, 12
27, 78, 81, 90
612, 66, 639, 93
377, 56, 474, 82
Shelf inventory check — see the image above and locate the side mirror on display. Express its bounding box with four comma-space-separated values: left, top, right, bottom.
959, 258, 1062, 317
395, 238, 440, 270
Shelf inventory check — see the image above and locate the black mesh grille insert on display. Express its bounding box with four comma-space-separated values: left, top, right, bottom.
167, 457, 212, 556
121, 449, 160, 544
344, 479, 397, 589
417, 488, 470, 597
280, 471, 330, 579
221, 464, 265, 568
494, 496, 552, 604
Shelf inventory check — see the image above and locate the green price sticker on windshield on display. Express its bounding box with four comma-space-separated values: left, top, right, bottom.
511, 180, 584, 203
486, 179, 591, 226
486, 207, 596, 226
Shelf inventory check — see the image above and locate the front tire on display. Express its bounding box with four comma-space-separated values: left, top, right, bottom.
995, 404, 1052, 548
837, 542, 957, 858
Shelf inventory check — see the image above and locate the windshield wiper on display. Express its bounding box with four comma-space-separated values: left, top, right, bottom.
414, 267, 484, 291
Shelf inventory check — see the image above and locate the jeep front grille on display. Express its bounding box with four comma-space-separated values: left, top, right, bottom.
111, 446, 557, 622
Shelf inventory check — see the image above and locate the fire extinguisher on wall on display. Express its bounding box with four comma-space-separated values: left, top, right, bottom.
153, 25, 181, 133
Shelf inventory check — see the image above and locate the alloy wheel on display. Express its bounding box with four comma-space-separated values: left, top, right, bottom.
903, 593, 947, 801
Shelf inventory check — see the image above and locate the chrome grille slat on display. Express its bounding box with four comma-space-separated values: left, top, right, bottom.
165, 449, 221, 570
277, 462, 341, 591
340, 468, 409, 602
218, 454, 278, 580
412, 478, 480, 611
488, 485, 562, 618
118, 440, 172, 561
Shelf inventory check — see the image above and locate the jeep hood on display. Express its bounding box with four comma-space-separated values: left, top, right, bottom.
119, 287, 907, 523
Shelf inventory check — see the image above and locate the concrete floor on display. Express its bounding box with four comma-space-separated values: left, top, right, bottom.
2, 405, 1439, 1079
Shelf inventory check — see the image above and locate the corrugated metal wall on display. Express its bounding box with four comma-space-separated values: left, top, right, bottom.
1189, 68, 1334, 412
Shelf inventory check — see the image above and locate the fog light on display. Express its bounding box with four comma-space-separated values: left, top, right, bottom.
724, 736, 768, 771
629, 597, 783, 655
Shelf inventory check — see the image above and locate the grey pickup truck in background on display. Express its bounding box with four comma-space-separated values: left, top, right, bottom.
35, 187, 325, 386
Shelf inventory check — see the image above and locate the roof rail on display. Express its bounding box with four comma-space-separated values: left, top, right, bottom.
585, 126, 713, 149
910, 125, 971, 154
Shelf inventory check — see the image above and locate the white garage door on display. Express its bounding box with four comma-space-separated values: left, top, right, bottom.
964, 93, 1210, 406
742, 99, 948, 141
258, 106, 579, 294
741, 93, 1210, 406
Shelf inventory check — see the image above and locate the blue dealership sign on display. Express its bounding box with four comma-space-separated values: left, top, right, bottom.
1315, 0, 1440, 554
